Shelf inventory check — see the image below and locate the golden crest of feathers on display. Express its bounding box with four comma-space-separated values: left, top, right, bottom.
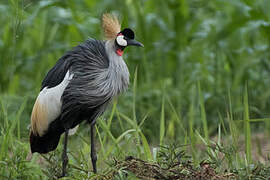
102, 13, 121, 40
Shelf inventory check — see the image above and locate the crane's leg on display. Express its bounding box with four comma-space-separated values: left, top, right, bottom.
61, 130, 69, 177
90, 123, 97, 173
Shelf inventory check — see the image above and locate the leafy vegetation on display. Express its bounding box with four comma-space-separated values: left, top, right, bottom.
1, 0, 270, 179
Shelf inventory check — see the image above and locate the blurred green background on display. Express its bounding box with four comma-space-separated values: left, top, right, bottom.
1, 0, 270, 177
1, 0, 270, 139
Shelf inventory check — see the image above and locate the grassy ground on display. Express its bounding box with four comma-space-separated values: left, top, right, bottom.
1, 0, 270, 179
1, 78, 270, 179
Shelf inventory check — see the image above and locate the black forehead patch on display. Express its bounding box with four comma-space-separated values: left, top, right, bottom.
121, 28, 135, 39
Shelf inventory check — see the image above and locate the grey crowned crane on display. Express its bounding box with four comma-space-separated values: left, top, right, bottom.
29, 13, 143, 177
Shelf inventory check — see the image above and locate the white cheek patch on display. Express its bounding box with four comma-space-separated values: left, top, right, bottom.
116, 35, 127, 46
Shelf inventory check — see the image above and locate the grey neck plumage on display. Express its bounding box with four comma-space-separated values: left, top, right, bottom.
61, 38, 130, 113
104, 40, 130, 96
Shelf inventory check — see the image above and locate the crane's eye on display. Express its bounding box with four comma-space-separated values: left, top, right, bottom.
116, 35, 127, 47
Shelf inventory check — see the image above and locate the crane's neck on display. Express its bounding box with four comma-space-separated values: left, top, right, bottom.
104, 40, 130, 95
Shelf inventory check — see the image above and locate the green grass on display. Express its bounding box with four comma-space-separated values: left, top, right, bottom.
244, 84, 252, 166
1, 0, 270, 179
1, 78, 270, 179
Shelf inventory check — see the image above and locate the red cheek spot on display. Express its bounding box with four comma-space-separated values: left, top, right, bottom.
116, 49, 124, 56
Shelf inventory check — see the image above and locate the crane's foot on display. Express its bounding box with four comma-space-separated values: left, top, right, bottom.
61, 152, 69, 177
91, 150, 97, 173
90, 123, 97, 173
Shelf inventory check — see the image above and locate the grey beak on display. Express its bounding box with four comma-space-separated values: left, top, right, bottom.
127, 39, 144, 47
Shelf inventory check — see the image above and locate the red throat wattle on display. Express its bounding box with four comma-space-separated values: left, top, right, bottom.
116, 49, 124, 56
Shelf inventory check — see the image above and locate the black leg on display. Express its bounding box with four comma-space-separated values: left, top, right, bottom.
90, 123, 97, 173
62, 130, 69, 177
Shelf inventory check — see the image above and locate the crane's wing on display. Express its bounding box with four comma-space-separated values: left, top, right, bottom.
41, 54, 71, 90
31, 39, 110, 136
60, 39, 110, 129
31, 46, 74, 136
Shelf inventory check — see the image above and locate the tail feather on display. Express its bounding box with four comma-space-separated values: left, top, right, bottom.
30, 130, 61, 154
29, 115, 80, 154
30, 114, 67, 154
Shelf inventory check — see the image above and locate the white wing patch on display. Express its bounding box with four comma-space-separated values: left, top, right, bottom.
31, 70, 74, 136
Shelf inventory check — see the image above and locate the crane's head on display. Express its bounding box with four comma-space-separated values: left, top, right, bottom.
102, 13, 143, 56
115, 28, 143, 56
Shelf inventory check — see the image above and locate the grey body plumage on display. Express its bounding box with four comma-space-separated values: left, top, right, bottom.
61, 39, 129, 128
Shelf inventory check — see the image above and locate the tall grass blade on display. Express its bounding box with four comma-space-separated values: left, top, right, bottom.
166, 95, 185, 134
15, 97, 28, 140
105, 129, 136, 158
244, 84, 252, 165
227, 90, 241, 168
139, 131, 152, 160
198, 81, 209, 143
188, 86, 197, 163
96, 125, 105, 158
102, 100, 117, 146
133, 67, 138, 123
159, 95, 165, 146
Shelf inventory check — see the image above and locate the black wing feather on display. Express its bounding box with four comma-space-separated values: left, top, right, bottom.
41, 55, 71, 90
41, 38, 109, 128
31, 38, 110, 154
60, 39, 110, 129
41, 38, 109, 91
